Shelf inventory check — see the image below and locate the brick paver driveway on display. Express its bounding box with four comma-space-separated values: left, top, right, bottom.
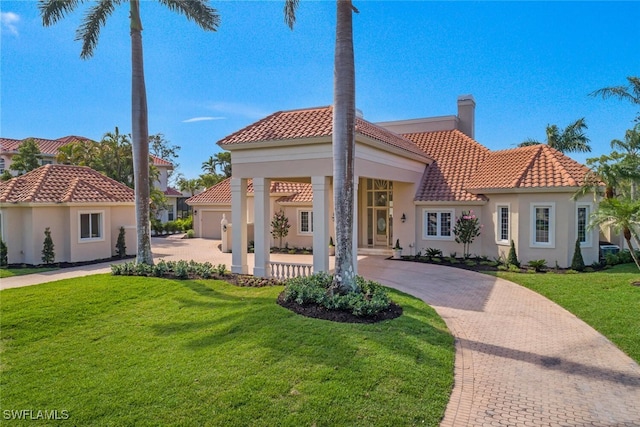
358, 256, 640, 427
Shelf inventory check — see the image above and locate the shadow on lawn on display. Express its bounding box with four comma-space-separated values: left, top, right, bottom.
149, 279, 454, 371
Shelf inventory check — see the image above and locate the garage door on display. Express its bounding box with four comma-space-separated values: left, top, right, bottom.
201, 211, 230, 239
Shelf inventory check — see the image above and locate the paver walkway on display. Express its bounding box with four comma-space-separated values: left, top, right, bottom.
2, 237, 640, 426
358, 257, 640, 427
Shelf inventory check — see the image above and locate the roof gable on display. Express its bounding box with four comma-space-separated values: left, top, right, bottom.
404, 130, 490, 202
466, 144, 591, 190
0, 164, 134, 204
217, 106, 430, 160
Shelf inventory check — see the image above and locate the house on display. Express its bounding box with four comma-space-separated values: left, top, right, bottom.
189, 96, 601, 277
0, 135, 180, 222
0, 164, 136, 265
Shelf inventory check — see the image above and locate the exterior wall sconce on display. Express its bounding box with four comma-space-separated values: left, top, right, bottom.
194, 210, 198, 215
401, 213, 406, 223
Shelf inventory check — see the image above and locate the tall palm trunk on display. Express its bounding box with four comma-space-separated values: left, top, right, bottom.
332, 0, 356, 293
130, 0, 153, 265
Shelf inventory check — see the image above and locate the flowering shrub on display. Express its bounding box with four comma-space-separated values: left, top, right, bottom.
452, 210, 482, 258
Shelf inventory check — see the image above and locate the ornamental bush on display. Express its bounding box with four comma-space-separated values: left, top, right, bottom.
116, 226, 127, 258
507, 240, 520, 267
570, 239, 585, 272
41, 227, 55, 265
282, 273, 392, 317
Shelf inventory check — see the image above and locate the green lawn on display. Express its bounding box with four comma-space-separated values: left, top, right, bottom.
0, 266, 59, 278
0, 275, 454, 426
495, 264, 640, 364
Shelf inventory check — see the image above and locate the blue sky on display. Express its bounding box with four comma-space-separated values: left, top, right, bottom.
2, 1, 638, 180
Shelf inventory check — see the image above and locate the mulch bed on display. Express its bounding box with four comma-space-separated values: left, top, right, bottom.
276, 292, 403, 324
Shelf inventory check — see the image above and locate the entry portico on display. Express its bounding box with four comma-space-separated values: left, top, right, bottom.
219, 106, 432, 277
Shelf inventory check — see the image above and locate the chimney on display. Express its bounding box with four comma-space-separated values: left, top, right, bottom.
457, 94, 475, 139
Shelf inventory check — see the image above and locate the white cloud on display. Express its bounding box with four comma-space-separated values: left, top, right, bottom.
1, 12, 20, 36
182, 116, 226, 123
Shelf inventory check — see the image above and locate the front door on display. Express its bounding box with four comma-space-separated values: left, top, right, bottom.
366, 179, 393, 248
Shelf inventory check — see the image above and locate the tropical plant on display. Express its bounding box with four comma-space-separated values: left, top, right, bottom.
519, 118, 591, 153
198, 173, 222, 189
203, 152, 231, 178
41, 227, 55, 265
588, 197, 640, 270
590, 76, 640, 122
176, 176, 202, 197
10, 138, 43, 174
270, 210, 290, 249
39, 0, 220, 265
452, 210, 482, 258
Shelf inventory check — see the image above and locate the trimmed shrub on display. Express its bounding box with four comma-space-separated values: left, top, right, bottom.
0, 239, 7, 267
282, 273, 392, 317
507, 240, 520, 267
116, 227, 127, 258
186, 229, 195, 239
41, 227, 55, 264
570, 239, 585, 271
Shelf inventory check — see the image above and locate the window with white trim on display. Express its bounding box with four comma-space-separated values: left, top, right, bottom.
496, 205, 510, 244
298, 210, 313, 234
80, 212, 103, 240
530, 203, 555, 247
423, 210, 453, 239
576, 203, 592, 246
0, 158, 5, 173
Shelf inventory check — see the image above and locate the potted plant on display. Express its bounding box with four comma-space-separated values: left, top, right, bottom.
393, 239, 402, 259
328, 236, 335, 256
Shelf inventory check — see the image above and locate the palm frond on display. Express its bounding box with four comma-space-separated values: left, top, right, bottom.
590, 76, 640, 105
158, 0, 220, 31
75, 0, 118, 59
518, 138, 541, 147
284, 0, 300, 29
39, 0, 82, 26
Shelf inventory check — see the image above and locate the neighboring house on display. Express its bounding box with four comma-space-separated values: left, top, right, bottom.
191, 96, 601, 277
0, 164, 135, 265
0, 135, 178, 222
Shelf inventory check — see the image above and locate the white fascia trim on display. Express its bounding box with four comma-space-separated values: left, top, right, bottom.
218, 136, 330, 151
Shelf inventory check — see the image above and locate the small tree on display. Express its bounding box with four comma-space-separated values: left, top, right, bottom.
0, 239, 8, 267
270, 210, 290, 249
41, 227, 55, 264
507, 240, 520, 267
116, 226, 127, 258
10, 138, 43, 175
571, 238, 585, 271
452, 210, 482, 258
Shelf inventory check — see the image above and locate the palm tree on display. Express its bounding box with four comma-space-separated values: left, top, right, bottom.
201, 156, 218, 175
519, 118, 591, 153
177, 177, 202, 197
286, 0, 359, 292
610, 124, 640, 200
591, 76, 640, 122
589, 197, 640, 270
39, 0, 219, 265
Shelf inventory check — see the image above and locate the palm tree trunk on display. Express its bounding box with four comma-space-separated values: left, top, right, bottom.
332, 0, 356, 293
130, 0, 153, 265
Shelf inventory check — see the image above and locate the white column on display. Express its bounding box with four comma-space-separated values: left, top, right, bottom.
312, 176, 330, 273
253, 178, 270, 277
352, 176, 359, 276
231, 178, 248, 274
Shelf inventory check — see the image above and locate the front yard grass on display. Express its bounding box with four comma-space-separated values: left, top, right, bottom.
0, 266, 59, 278
494, 263, 640, 364
0, 275, 454, 426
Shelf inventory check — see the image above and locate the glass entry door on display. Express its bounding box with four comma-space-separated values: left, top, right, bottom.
366, 179, 393, 248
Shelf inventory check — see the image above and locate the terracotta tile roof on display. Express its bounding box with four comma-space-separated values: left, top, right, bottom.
186, 178, 313, 205
217, 106, 430, 160
164, 187, 182, 197
404, 130, 490, 202
0, 136, 91, 155
466, 144, 591, 190
1, 136, 173, 167
0, 164, 134, 204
